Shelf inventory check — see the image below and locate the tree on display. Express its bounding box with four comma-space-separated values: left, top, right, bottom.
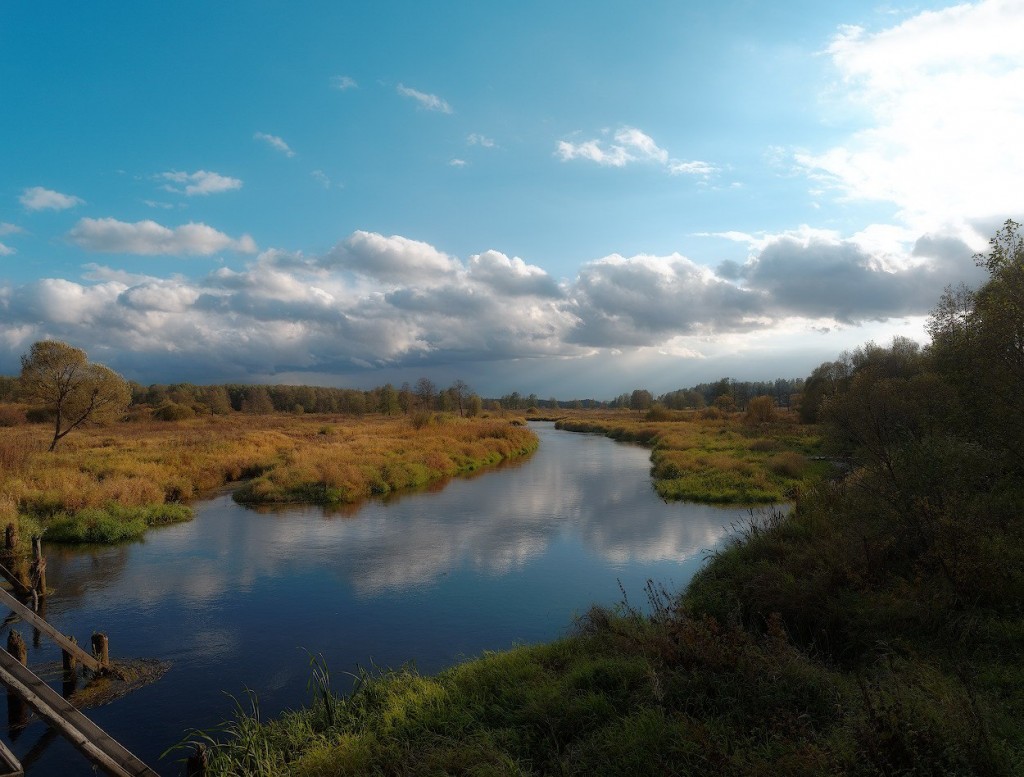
414, 377, 437, 411
630, 388, 653, 414
19, 340, 131, 451
449, 380, 471, 417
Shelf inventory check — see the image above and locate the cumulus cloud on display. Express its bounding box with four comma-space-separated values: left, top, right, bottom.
253, 132, 296, 157
160, 170, 243, 196
20, 186, 84, 211
0, 223, 987, 383
468, 250, 563, 298
557, 127, 717, 179
68, 217, 258, 255
323, 231, 460, 283
467, 133, 496, 148
797, 0, 1024, 229
331, 75, 358, 90
449, 158, 467, 167
396, 84, 453, 113
567, 253, 760, 346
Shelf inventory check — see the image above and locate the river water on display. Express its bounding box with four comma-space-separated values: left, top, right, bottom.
1, 422, 765, 775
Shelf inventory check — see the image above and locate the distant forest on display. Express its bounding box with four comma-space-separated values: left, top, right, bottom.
0, 371, 805, 419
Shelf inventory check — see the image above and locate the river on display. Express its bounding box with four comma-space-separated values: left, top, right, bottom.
1, 422, 767, 775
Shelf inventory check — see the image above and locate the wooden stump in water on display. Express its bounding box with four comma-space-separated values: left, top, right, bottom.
5, 629, 28, 734
30, 536, 46, 597
3, 523, 15, 553
63, 636, 78, 677
186, 743, 208, 777
91, 632, 109, 671
6, 630, 26, 666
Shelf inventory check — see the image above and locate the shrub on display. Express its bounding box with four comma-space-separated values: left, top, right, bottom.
645, 404, 673, 421
745, 395, 777, 425
0, 405, 25, 427
153, 402, 196, 421
767, 451, 808, 478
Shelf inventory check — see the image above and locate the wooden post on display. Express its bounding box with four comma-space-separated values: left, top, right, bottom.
4, 523, 15, 552
6, 629, 28, 733
91, 633, 109, 671
30, 535, 46, 597
186, 743, 208, 777
6, 631, 26, 666
63, 636, 78, 676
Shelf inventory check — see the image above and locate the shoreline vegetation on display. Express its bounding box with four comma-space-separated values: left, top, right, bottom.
554, 409, 823, 504
0, 414, 538, 547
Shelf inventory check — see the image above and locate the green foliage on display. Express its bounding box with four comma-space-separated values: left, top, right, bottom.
44, 503, 192, 544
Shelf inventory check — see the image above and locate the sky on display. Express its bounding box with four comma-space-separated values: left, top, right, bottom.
2, 0, 1023, 398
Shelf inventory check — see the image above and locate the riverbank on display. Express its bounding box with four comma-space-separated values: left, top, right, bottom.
0, 414, 537, 546
555, 409, 824, 503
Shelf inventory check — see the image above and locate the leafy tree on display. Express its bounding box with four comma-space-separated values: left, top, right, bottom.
379, 383, 400, 415
241, 385, 274, 415
630, 388, 653, 414
19, 340, 131, 451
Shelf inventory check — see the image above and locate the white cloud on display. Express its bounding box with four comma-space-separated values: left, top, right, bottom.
467, 133, 496, 148
0, 224, 985, 385
396, 84, 453, 113
797, 0, 1024, 230
160, 170, 243, 196
668, 160, 719, 178
68, 217, 258, 255
253, 132, 296, 157
20, 186, 84, 211
557, 127, 717, 179
331, 75, 358, 90
324, 231, 460, 282
449, 158, 467, 168
311, 170, 331, 188
0, 223, 20, 254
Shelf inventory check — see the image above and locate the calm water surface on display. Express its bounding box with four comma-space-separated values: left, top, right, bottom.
3, 422, 765, 775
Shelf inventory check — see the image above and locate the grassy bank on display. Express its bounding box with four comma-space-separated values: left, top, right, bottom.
0, 414, 537, 546
556, 409, 824, 503
185, 493, 1023, 777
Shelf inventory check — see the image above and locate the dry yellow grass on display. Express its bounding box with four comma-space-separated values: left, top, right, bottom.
0, 413, 537, 543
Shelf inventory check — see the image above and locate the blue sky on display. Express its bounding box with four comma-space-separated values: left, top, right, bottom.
2, 1, 1022, 397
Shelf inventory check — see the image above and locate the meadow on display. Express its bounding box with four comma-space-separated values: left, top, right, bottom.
0, 412, 537, 546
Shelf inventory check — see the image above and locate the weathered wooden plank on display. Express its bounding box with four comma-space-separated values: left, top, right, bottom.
0, 587, 100, 673
0, 735, 22, 777
0, 562, 31, 598
0, 648, 156, 777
